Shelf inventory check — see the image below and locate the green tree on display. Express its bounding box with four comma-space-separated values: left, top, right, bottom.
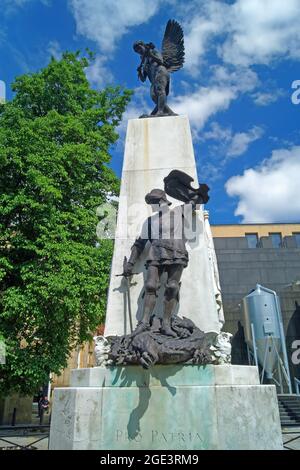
0, 52, 131, 395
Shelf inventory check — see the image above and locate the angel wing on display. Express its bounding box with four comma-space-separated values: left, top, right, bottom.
161, 19, 185, 73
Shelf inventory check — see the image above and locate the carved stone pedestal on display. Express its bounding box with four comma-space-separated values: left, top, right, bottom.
49, 364, 283, 450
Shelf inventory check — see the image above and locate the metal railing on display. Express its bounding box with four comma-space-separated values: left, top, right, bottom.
0, 424, 49, 450
295, 377, 300, 396
282, 429, 300, 450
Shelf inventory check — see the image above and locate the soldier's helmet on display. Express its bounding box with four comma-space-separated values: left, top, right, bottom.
145, 188, 172, 206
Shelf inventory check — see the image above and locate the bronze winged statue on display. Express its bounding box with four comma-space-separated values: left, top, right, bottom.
133, 19, 184, 118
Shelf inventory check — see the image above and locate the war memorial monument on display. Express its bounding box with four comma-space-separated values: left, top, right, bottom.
49, 20, 283, 450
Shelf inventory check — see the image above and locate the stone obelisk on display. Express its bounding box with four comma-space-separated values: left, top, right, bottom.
104, 115, 221, 338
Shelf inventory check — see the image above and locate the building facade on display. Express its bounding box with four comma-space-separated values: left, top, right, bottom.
211, 222, 300, 390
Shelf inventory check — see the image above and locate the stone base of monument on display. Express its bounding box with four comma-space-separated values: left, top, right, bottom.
49, 364, 283, 450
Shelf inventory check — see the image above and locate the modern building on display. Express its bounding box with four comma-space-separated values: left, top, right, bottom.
211, 222, 300, 391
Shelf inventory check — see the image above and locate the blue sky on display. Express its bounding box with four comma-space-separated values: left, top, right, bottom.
1, 0, 300, 224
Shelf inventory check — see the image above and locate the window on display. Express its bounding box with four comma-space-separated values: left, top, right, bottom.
269, 232, 282, 248
245, 233, 258, 248
293, 232, 300, 247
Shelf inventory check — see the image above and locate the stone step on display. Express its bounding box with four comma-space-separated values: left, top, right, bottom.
281, 413, 300, 418
280, 412, 294, 418
280, 404, 300, 409
278, 400, 300, 404
278, 396, 300, 426
280, 401, 300, 406
279, 399, 300, 403
284, 405, 300, 412
280, 413, 292, 417
282, 417, 300, 424
280, 415, 295, 421
279, 400, 300, 405
279, 414, 300, 426
280, 406, 300, 412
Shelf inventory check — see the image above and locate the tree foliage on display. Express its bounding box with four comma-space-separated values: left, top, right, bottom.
0, 52, 132, 395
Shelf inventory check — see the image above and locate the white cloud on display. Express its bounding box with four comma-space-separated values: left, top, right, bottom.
5, 0, 31, 4
69, 0, 161, 53
46, 42, 113, 89
202, 122, 232, 142
3, 0, 50, 14
203, 122, 264, 158
3, 0, 32, 7
65, 0, 300, 139
252, 89, 285, 106
177, 3, 219, 74
227, 126, 263, 157
116, 86, 149, 149
67, 0, 298, 119
170, 63, 258, 135
226, 146, 300, 222
184, 7, 225, 75
211, 65, 258, 94
177, 0, 300, 122
200, 122, 263, 182
183, 0, 300, 69
198, 162, 221, 183
123, 86, 148, 120
168, 62, 258, 135
171, 87, 235, 133
85, 56, 114, 88
47, 40, 62, 60
221, 0, 300, 66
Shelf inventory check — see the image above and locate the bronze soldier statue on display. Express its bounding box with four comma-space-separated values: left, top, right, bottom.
123, 170, 210, 338
133, 19, 185, 117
